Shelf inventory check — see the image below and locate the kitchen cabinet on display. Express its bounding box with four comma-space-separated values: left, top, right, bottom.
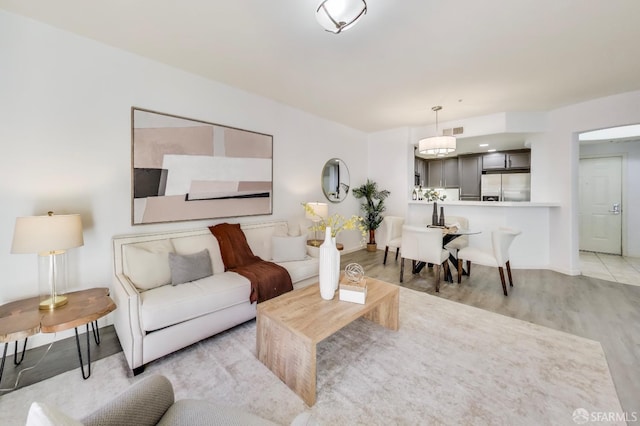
414, 157, 427, 186
482, 153, 506, 170
482, 150, 531, 171
443, 158, 459, 187
458, 155, 482, 200
427, 158, 458, 188
506, 152, 530, 169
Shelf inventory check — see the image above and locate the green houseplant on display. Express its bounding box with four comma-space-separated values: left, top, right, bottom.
352, 179, 390, 251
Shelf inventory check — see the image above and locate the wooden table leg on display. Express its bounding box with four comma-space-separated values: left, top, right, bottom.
363, 288, 399, 331
257, 314, 316, 406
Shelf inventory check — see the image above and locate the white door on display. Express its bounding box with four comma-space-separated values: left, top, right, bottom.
579, 157, 622, 254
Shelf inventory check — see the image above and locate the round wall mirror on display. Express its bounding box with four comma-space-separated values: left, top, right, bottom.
321, 158, 350, 203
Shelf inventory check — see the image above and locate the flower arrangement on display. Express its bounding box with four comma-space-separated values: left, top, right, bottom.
423, 188, 447, 202
302, 203, 367, 240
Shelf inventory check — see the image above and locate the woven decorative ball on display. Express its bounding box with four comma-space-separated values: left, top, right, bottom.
344, 263, 365, 283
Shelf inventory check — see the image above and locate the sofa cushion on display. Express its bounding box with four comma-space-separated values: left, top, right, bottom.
123, 240, 175, 291
271, 235, 307, 262
139, 272, 251, 332
168, 249, 213, 286
171, 234, 225, 274
243, 223, 288, 260
276, 257, 320, 284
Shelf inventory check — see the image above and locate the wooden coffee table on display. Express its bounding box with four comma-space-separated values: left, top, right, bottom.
256, 277, 399, 406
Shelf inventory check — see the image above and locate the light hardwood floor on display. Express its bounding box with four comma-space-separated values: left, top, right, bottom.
342, 248, 640, 419
2, 251, 638, 419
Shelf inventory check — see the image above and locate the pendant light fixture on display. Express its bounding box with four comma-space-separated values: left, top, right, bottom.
316, 0, 368, 34
418, 106, 456, 156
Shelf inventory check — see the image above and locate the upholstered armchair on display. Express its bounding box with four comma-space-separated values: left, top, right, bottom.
26, 375, 316, 426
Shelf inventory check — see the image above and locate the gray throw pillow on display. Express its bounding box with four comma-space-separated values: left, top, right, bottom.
168, 249, 213, 286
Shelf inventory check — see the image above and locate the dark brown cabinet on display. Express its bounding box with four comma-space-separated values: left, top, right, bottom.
482, 153, 506, 170
414, 157, 427, 186
458, 155, 482, 200
506, 152, 530, 169
427, 158, 458, 188
482, 150, 531, 171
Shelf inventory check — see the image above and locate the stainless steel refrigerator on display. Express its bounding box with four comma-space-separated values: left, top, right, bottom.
481, 173, 530, 201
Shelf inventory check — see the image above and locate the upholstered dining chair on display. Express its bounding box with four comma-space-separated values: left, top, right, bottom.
443, 215, 469, 257
456, 228, 522, 296
382, 216, 405, 265
400, 225, 450, 292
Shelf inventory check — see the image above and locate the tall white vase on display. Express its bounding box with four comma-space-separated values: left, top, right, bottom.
319, 227, 336, 300
332, 236, 340, 291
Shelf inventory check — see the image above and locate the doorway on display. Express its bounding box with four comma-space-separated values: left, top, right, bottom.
578, 156, 622, 254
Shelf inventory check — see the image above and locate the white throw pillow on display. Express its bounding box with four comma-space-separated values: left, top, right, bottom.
123, 240, 174, 291
271, 234, 307, 262
26, 402, 83, 426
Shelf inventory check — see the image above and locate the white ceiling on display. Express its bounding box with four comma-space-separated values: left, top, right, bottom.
2, 0, 640, 134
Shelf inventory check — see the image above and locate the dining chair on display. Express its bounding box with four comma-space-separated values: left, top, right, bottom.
399, 225, 450, 292
382, 216, 404, 265
456, 228, 522, 296
443, 215, 469, 257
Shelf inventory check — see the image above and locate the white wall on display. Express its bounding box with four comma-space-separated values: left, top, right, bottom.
580, 140, 640, 257
540, 90, 640, 274
366, 128, 411, 248
0, 11, 367, 349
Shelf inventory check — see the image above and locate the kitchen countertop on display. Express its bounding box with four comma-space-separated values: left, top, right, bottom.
408, 200, 561, 207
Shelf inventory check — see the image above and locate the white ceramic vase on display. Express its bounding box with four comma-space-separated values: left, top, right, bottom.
332, 236, 340, 291
319, 227, 336, 300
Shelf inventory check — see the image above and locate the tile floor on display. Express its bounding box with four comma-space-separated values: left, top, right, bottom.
580, 251, 640, 286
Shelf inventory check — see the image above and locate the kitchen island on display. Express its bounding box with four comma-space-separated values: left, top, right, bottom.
407, 200, 561, 270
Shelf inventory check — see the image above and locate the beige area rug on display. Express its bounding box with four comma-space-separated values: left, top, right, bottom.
0, 287, 624, 425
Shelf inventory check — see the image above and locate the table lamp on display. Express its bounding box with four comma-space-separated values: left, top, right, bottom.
11, 211, 84, 310
305, 202, 328, 246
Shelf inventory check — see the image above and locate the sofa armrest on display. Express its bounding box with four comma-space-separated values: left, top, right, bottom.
82, 375, 174, 426
111, 273, 145, 370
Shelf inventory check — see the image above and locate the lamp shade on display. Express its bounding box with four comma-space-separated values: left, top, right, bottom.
418, 135, 456, 156
316, 0, 367, 34
305, 202, 329, 221
11, 213, 84, 255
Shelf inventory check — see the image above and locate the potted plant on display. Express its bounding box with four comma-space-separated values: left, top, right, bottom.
352, 179, 390, 252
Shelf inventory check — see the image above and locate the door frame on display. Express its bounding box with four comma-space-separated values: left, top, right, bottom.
578, 153, 628, 256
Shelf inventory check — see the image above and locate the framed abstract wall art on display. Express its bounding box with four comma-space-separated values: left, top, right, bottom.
131, 108, 273, 224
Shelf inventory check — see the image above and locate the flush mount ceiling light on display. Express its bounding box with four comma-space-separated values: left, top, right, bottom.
418, 106, 456, 156
316, 0, 368, 34
579, 124, 640, 141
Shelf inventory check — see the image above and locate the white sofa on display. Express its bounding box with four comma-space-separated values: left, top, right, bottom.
111, 221, 319, 374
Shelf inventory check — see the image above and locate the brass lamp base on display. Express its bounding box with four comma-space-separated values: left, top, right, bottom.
39, 295, 68, 310
307, 239, 323, 247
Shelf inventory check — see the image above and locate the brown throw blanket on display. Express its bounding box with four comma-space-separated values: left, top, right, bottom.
209, 223, 293, 303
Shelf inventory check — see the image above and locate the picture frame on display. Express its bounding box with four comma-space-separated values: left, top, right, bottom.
131, 107, 273, 225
